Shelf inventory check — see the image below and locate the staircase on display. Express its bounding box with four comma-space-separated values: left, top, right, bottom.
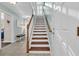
29, 16, 50, 55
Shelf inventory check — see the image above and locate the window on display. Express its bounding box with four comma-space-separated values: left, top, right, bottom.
43, 6, 49, 15
45, 3, 52, 8
1, 13, 4, 20
53, 4, 61, 12
68, 9, 79, 19
62, 7, 67, 14
37, 6, 43, 15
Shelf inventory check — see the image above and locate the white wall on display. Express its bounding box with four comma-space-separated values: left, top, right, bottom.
46, 3, 79, 55
0, 5, 21, 43
53, 11, 79, 55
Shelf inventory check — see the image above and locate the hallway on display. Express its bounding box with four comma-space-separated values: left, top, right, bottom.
0, 39, 27, 56
0, 16, 51, 56
0, 2, 79, 56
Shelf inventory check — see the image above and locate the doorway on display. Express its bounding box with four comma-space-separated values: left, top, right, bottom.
0, 12, 11, 48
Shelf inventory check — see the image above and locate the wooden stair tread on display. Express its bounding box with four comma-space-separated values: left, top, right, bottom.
34, 28, 46, 30
34, 26, 46, 27
31, 42, 48, 44
29, 47, 50, 51
33, 31, 47, 32
32, 37, 48, 39
32, 38, 48, 40
33, 34, 47, 36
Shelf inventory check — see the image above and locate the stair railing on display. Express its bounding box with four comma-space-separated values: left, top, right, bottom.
44, 15, 52, 32
26, 15, 34, 53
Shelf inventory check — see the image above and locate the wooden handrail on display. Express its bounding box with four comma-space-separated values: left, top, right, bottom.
27, 15, 33, 53
27, 15, 33, 28
43, 6, 52, 32
44, 15, 52, 32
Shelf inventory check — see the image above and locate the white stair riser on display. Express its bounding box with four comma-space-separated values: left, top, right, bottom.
32, 40, 48, 42
33, 32, 47, 34
31, 45, 49, 47
29, 51, 50, 53
34, 25, 46, 27
34, 27, 47, 28
33, 30, 47, 31
32, 36, 48, 38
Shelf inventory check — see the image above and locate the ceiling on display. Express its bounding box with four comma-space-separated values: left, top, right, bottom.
0, 2, 33, 18
15, 2, 33, 16
64, 2, 79, 11
54, 2, 79, 11
0, 2, 79, 18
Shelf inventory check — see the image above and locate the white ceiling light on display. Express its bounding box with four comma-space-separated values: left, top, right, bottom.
22, 15, 30, 19
10, 2, 16, 5
9, 0, 16, 5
